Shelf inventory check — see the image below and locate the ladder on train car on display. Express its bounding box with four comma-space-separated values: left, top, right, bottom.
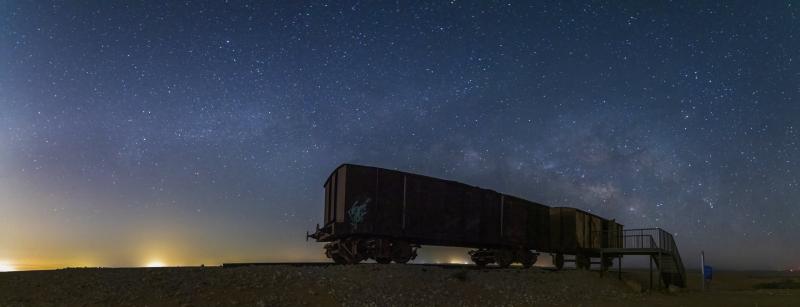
598, 228, 686, 288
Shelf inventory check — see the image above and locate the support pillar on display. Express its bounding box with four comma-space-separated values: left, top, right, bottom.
649, 256, 653, 290
659, 252, 664, 289
600, 250, 604, 278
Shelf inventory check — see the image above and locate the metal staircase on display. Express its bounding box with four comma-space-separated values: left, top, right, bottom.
600, 228, 686, 288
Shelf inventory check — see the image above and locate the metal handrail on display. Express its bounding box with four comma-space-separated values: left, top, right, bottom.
592, 228, 686, 286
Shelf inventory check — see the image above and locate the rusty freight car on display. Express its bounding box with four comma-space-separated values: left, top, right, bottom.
307, 164, 550, 267
548, 207, 624, 270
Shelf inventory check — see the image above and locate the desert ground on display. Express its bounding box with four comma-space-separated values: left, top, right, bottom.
0, 264, 798, 306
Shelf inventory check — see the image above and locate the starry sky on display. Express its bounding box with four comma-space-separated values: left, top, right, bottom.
1, 1, 798, 271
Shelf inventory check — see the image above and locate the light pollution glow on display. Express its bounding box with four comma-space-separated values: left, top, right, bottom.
0, 185, 323, 270
2, 0, 800, 274
0, 261, 15, 272
145, 260, 167, 268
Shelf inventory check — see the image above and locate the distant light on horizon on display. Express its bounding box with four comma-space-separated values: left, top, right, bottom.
145, 260, 166, 268
448, 258, 469, 265
0, 261, 15, 272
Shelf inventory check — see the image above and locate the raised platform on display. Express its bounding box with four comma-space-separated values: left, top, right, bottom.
599, 248, 668, 256
593, 228, 687, 288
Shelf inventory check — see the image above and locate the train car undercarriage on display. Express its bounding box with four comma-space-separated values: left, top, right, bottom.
468, 248, 538, 268
321, 237, 418, 265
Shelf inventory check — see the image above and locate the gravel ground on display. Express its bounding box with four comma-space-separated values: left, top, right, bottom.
0, 264, 641, 306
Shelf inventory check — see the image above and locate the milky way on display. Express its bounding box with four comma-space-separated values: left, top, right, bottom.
1, 1, 798, 270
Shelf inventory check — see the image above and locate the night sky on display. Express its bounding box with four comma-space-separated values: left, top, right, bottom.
1, 1, 798, 271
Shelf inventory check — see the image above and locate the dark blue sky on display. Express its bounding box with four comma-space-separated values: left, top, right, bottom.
1, 1, 798, 270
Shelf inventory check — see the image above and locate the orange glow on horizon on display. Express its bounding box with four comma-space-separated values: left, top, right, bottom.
145, 260, 167, 267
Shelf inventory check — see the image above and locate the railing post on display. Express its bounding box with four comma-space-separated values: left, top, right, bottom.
639, 230, 643, 248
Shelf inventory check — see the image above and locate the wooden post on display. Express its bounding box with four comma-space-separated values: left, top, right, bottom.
618, 256, 622, 280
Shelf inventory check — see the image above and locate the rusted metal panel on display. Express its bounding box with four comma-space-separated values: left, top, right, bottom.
577, 212, 587, 248
602, 220, 624, 248
549, 207, 621, 253
590, 215, 602, 248
502, 196, 528, 246
324, 177, 331, 224
402, 173, 423, 237
479, 190, 501, 245
335, 166, 347, 223
384, 168, 509, 247
462, 186, 482, 241
526, 201, 551, 251
375, 168, 404, 236
402, 176, 407, 229
549, 208, 561, 251
427, 177, 450, 239
441, 181, 465, 240
550, 207, 577, 252
343, 164, 377, 234
579, 211, 603, 249
576, 209, 587, 248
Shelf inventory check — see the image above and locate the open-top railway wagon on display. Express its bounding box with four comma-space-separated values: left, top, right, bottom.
308, 164, 621, 269
549, 207, 623, 270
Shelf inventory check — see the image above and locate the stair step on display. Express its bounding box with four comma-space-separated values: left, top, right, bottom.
603, 244, 687, 287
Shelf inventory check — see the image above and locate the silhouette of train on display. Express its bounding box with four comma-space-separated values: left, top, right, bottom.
308, 164, 623, 269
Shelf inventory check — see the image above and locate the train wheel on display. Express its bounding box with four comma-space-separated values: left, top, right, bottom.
554, 253, 565, 270
495, 249, 513, 268
602, 257, 614, 271
375, 257, 391, 264
331, 254, 348, 264
469, 249, 491, 267
341, 238, 366, 264
391, 240, 413, 264
325, 240, 361, 264
583, 256, 592, 270
519, 250, 536, 269
576, 255, 590, 270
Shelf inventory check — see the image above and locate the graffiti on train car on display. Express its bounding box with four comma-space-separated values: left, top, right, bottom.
348, 196, 370, 229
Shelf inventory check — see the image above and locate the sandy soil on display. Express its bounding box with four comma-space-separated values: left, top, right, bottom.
0, 264, 798, 306
625, 269, 800, 307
